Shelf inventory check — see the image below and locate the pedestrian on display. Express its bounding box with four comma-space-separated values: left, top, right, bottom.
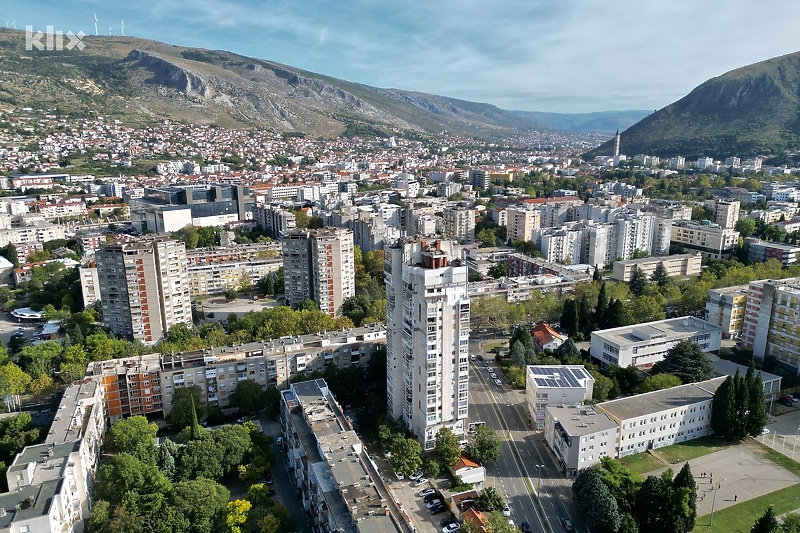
718, 483, 721, 489
735, 494, 738, 502
710, 472, 713, 478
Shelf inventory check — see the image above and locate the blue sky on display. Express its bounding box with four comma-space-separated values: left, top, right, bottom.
5, 1, 800, 113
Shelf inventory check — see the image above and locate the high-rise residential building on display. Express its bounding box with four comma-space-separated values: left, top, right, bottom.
96, 237, 191, 345
385, 239, 470, 449
443, 207, 476, 244
706, 199, 741, 229
253, 203, 297, 239
739, 278, 800, 368
469, 169, 490, 190
670, 221, 740, 260
506, 207, 541, 243
282, 228, 355, 317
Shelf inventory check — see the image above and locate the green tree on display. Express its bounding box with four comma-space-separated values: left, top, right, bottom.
673, 462, 697, 532
176, 225, 200, 249
467, 424, 501, 464
178, 435, 225, 480
634, 374, 682, 394
731, 368, 750, 440
573, 467, 621, 533
167, 385, 207, 431
780, 512, 800, 533
170, 478, 230, 533
434, 427, 462, 470
391, 438, 423, 477
0, 363, 31, 400
651, 340, 714, 384
93, 453, 172, 507
556, 338, 580, 361
650, 262, 669, 286
735, 218, 757, 239
595, 281, 609, 329
487, 262, 508, 279
634, 471, 674, 532
212, 424, 252, 477
106, 416, 158, 462
263, 386, 282, 421
510, 340, 526, 368
746, 363, 767, 438
589, 369, 615, 401
750, 506, 779, 533
560, 299, 580, 338
596, 457, 642, 515
229, 380, 265, 415
629, 267, 648, 296
711, 375, 736, 439
475, 486, 505, 512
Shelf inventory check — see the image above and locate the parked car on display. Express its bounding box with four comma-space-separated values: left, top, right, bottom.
430, 505, 446, 515
486, 367, 494, 373
779, 398, 794, 407
489, 373, 497, 379
476, 355, 484, 361
469, 355, 476, 361
502, 503, 511, 517
414, 477, 430, 487
520, 522, 532, 533
441, 518, 457, 528
442, 523, 461, 533
424, 493, 440, 503
560, 517, 575, 532
410, 471, 425, 482
426, 499, 442, 509
420, 488, 436, 498
495, 379, 502, 386
383, 449, 392, 459
762, 427, 771, 435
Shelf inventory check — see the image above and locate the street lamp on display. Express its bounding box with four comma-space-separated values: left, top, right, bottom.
535, 464, 546, 493
709, 477, 727, 527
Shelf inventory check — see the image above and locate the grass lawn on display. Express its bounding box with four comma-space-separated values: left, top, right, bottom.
652, 437, 730, 465
692, 482, 800, 532
617, 452, 665, 475
483, 342, 506, 353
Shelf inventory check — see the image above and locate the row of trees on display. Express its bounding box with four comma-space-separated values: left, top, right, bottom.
573, 458, 697, 533
711, 364, 767, 440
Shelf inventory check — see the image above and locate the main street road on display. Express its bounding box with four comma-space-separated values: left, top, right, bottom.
469, 340, 587, 532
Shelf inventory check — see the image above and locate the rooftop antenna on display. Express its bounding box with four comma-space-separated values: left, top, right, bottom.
121, 20, 124, 36
94, 13, 98, 36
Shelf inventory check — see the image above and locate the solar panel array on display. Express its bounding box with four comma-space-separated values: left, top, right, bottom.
530, 366, 591, 388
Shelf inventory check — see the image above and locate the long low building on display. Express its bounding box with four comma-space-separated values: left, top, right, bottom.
590, 316, 722, 369
87, 324, 386, 423
543, 377, 727, 475
612, 253, 702, 282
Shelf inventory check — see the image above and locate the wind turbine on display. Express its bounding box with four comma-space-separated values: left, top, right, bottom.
121, 20, 124, 36
94, 13, 98, 36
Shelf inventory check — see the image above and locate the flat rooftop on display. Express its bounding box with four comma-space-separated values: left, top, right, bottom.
46, 378, 100, 445
713, 359, 781, 386
527, 365, 593, 389
547, 405, 618, 435
593, 316, 721, 346
614, 253, 698, 267
597, 377, 726, 421
0, 478, 62, 529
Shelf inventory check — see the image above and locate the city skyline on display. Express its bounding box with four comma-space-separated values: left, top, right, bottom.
4, 0, 800, 113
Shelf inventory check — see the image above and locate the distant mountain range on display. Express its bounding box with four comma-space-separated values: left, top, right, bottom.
587, 51, 800, 159
510, 110, 650, 133
0, 29, 649, 140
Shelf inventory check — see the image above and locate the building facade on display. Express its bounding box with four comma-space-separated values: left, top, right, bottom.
525, 365, 594, 429
282, 228, 355, 318
443, 207, 476, 244
705, 285, 749, 339
543, 405, 618, 476
590, 316, 722, 369
612, 253, 702, 282
385, 239, 470, 449
670, 221, 739, 260
95, 237, 192, 344
253, 203, 297, 239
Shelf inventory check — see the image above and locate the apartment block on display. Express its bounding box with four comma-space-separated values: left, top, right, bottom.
79, 263, 101, 307
612, 253, 702, 282
469, 169, 490, 190
96, 237, 192, 344
253, 203, 297, 238
740, 278, 800, 370
590, 316, 722, 369
505, 207, 540, 243
281, 379, 402, 533
0, 221, 66, 248
526, 365, 594, 429
87, 325, 386, 422
746, 239, 800, 267
706, 199, 741, 229
670, 221, 739, 260
385, 239, 470, 449
705, 285, 749, 339
443, 207, 476, 244
0, 379, 105, 532
282, 228, 355, 318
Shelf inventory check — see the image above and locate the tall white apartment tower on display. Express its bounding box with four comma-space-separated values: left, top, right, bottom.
282, 228, 355, 318
96, 236, 191, 345
385, 239, 470, 449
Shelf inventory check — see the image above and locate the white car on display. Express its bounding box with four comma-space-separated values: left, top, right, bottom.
495, 379, 502, 386
419, 488, 436, 498
489, 373, 497, 379
502, 504, 511, 517
442, 523, 461, 533
409, 471, 425, 482
486, 367, 494, 373
383, 449, 392, 459
414, 477, 430, 487
426, 499, 443, 509
762, 427, 771, 435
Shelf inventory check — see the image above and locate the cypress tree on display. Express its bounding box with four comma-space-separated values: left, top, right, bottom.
711, 375, 736, 438
578, 294, 592, 338
595, 281, 609, 329
751, 506, 779, 533
673, 462, 697, 532
746, 364, 767, 437
561, 299, 579, 338
732, 368, 750, 439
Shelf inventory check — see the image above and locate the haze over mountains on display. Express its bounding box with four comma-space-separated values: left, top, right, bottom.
588, 51, 800, 159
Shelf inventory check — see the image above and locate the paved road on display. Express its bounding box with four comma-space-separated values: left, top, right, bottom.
470, 339, 586, 532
